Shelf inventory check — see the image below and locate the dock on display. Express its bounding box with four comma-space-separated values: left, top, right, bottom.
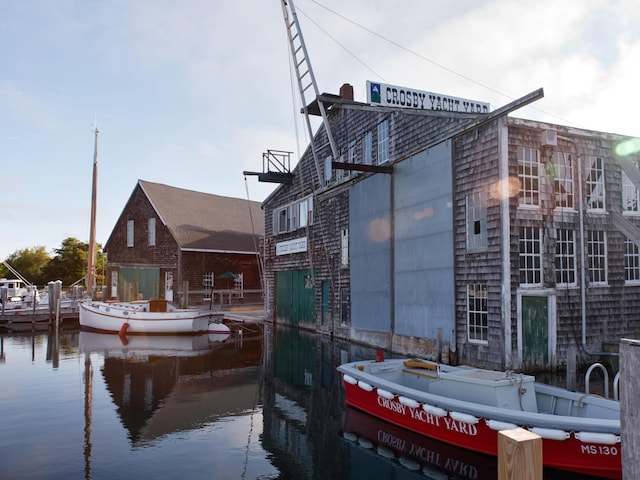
0, 307, 79, 332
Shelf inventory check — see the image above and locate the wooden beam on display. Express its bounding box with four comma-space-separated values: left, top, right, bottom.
498, 428, 542, 480
243, 170, 294, 184
331, 161, 393, 174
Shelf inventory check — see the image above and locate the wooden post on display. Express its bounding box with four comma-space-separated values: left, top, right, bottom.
566, 343, 576, 392
182, 281, 189, 309
621, 338, 640, 480
498, 428, 542, 480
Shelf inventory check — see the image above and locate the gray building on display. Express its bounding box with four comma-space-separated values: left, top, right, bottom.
261, 81, 640, 371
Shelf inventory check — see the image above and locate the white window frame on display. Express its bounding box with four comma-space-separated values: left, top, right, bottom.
377, 119, 389, 164
585, 156, 606, 211
148, 218, 156, 246
467, 283, 488, 344
274, 196, 313, 235
587, 230, 607, 285
517, 147, 540, 207
466, 191, 487, 252
363, 131, 373, 165
555, 228, 576, 286
341, 228, 349, 266
127, 220, 134, 247
624, 238, 640, 285
519, 226, 542, 286
552, 152, 574, 210
622, 160, 640, 214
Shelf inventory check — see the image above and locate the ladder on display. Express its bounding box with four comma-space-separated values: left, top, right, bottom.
280, 0, 339, 189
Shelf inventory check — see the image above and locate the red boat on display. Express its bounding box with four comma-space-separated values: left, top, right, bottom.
338, 358, 621, 479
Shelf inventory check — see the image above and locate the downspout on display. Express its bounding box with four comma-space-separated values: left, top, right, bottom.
498, 118, 513, 368
557, 134, 616, 357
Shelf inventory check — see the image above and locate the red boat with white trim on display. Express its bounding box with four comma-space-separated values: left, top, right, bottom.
337, 358, 621, 479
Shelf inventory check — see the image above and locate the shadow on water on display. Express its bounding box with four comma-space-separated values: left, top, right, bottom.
262, 323, 614, 480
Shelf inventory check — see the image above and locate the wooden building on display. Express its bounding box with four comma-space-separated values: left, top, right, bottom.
104, 180, 264, 306
261, 81, 640, 371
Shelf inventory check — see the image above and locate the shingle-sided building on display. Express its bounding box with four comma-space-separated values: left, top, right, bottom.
262, 81, 640, 371
104, 180, 264, 305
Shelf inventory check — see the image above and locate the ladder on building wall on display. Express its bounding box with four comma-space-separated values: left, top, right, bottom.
280, 0, 339, 189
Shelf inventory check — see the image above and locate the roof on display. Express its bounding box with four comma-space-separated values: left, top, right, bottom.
138, 180, 264, 253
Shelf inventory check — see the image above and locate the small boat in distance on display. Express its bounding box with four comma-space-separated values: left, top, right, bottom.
337, 357, 621, 479
79, 299, 229, 335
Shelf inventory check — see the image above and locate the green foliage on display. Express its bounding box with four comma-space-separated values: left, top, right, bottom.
2, 238, 106, 288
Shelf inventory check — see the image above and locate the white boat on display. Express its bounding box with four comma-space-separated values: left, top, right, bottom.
338, 357, 621, 479
79, 299, 229, 335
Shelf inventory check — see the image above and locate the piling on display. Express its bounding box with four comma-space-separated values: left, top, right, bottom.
620, 338, 640, 480
498, 427, 542, 480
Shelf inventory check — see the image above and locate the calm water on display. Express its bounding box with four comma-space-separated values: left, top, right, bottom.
0, 324, 607, 479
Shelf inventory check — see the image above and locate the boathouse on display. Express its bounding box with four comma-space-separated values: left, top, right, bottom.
104, 180, 264, 306
260, 80, 640, 371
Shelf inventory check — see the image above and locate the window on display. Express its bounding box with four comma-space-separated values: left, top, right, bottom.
622, 160, 640, 213
348, 140, 357, 164
363, 131, 373, 165
324, 155, 332, 186
275, 196, 313, 235
551, 152, 574, 209
467, 283, 488, 343
585, 156, 605, 210
466, 192, 487, 251
377, 119, 389, 164
587, 230, 607, 284
127, 220, 134, 247
555, 229, 576, 285
519, 227, 542, 285
624, 238, 640, 284
148, 218, 156, 246
341, 228, 349, 266
517, 147, 539, 207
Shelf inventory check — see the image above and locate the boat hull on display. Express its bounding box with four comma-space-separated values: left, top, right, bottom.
79, 301, 228, 335
339, 360, 621, 479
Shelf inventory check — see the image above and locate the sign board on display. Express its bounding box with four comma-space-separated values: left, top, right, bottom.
276, 237, 308, 256
367, 80, 490, 113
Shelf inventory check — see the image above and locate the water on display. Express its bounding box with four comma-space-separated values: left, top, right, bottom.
0, 325, 609, 479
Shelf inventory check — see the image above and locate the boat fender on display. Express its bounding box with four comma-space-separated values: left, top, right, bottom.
376, 388, 395, 400
343, 374, 357, 385
342, 432, 358, 442
422, 403, 447, 417
398, 396, 420, 409
529, 427, 570, 441
398, 456, 420, 471
357, 381, 374, 392
358, 437, 373, 449
486, 420, 518, 431
449, 411, 479, 425
119, 322, 129, 337
575, 432, 621, 445
377, 446, 394, 459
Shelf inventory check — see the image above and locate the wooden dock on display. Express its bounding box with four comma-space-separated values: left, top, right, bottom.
0, 307, 79, 332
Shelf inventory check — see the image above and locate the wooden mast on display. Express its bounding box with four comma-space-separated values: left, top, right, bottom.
87, 127, 98, 295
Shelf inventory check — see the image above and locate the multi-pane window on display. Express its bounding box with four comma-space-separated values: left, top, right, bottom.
517, 147, 539, 206
127, 220, 134, 247
275, 196, 314, 234
341, 229, 349, 266
466, 191, 487, 251
148, 218, 156, 246
555, 229, 576, 285
585, 156, 605, 210
622, 161, 640, 213
377, 119, 389, 164
363, 131, 373, 165
587, 230, 607, 284
624, 238, 640, 284
467, 283, 488, 343
519, 227, 542, 285
551, 152, 574, 209
348, 140, 357, 165
324, 155, 332, 186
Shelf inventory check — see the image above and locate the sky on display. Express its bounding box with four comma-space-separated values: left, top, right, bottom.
1, 0, 639, 262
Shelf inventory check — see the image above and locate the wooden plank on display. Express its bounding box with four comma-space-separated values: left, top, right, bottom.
403, 359, 438, 370
498, 428, 542, 480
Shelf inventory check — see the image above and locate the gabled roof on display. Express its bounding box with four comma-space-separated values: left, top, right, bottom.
139, 180, 264, 253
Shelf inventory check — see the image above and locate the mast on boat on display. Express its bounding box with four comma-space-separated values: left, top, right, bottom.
87, 127, 99, 295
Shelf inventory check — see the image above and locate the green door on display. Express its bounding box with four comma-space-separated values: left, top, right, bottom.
118, 266, 160, 301
522, 296, 549, 370
276, 270, 315, 326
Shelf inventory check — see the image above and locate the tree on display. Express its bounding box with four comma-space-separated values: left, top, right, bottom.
42, 237, 89, 287
1, 246, 51, 286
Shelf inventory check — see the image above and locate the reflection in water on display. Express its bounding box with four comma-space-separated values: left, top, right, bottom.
80, 331, 262, 445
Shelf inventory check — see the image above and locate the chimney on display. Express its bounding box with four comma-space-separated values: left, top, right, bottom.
339, 83, 354, 101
